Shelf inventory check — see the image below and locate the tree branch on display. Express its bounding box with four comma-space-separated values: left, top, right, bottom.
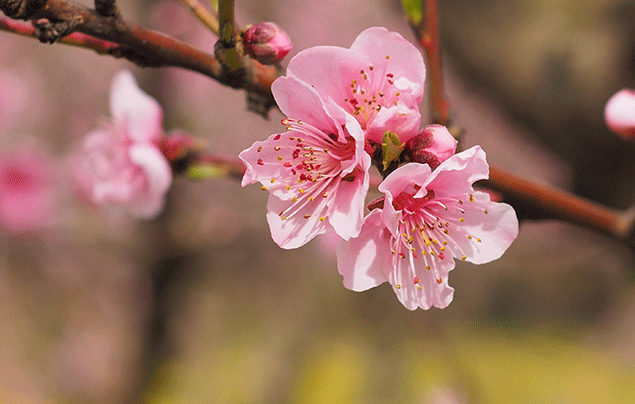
0, 0, 281, 116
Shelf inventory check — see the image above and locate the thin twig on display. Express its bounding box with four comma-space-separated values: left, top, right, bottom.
179, 0, 219, 35
415, 0, 449, 125
216, 0, 241, 72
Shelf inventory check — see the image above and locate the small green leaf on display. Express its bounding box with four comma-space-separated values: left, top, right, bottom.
187, 164, 226, 180
381, 131, 404, 170
401, 0, 422, 26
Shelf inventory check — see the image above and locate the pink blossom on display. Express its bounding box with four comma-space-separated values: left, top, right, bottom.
242, 22, 293, 65
405, 124, 457, 169
76, 71, 172, 218
604, 89, 635, 140
337, 147, 518, 310
239, 76, 371, 249
0, 147, 57, 233
285, 27, 425, 144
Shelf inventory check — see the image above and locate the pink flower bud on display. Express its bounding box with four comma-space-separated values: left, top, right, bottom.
242, 22, 292, 65
604, 89, 635, 140
160, 131, 196, 162
405, 124, 457, 169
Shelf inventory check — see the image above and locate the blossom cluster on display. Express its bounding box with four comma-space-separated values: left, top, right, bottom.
240, 27, 519, 310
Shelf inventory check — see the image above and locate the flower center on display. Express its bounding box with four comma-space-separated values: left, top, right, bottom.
342, 59, 407, 129
258, 118, 358, 221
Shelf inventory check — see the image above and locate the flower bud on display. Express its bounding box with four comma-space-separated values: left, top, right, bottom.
405, 124, 457, 169
242, 22, 292, 65
604, 89, 635, 140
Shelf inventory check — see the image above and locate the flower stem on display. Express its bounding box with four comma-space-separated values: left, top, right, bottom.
179, 0, 219, 35
217, 0, 240, 72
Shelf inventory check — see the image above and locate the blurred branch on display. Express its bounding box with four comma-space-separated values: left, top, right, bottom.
0, 0, 281, 117
487, 167, 635, 246
179, 0, 219, 35
408, 0, 449, 126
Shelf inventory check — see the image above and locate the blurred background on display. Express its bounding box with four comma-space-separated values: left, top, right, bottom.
1, 0, 635, 403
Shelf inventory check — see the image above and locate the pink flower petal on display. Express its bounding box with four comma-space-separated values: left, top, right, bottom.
349, 27, 425, 104
422, 125, 457, 163
336, 210, 390, 291
329, 168, 369, 240
285, 27, 425, 144
266, 193, 332, 249
437, 191, 518, 264
240, 99, 369, 248
604, 89, 635, 139
337, 147, 518, 311
286, 46, 372, 111
110, 70, 163, 143
127, 144, 173, 218
364, 103, 422, 144
418, 146, 488, 198
388, 249, 455, 310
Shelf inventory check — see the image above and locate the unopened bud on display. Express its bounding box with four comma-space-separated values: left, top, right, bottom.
160, 131, 198, 173
604, 89, 635, 140
242, 22, 292, 65
405, 124, 457, 169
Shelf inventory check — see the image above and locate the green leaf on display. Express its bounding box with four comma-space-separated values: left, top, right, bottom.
381, 131, 404, 170
187, 164, 227, 180
401, 0, 422, 26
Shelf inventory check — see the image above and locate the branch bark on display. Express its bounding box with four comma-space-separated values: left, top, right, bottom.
0, 0, 281, 116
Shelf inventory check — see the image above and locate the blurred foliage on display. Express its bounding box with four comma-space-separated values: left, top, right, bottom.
401, 0, 423, 26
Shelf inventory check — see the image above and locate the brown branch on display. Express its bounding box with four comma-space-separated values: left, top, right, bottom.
0, 0, 281, 116
412, 0, 449, 126
487, 166, 635, 245
0, 18, 122, 54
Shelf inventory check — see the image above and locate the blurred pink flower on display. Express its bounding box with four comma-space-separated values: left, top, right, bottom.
0, 147, 57, 233
604, 89, 635, 140
0, 69, 31, 131
337, 146, 518, 310
240, 76, 370, 249
76, 71, 172, 218
285, 27, 425, 144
